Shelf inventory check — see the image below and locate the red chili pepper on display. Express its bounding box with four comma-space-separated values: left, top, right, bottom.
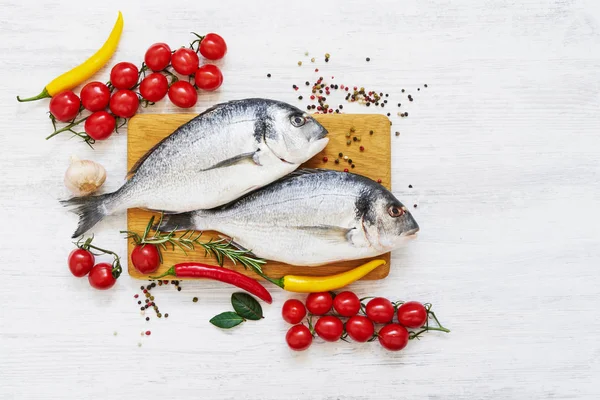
151, 263, 272, 303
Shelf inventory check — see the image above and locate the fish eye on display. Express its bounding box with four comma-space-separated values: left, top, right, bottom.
388, 205, 405, 218
291, 116, 306, 127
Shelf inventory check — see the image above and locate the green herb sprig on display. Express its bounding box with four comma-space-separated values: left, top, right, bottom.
121, 214, 266, 274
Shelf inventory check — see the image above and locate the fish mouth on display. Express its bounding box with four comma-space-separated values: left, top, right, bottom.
401, 227, 419, 236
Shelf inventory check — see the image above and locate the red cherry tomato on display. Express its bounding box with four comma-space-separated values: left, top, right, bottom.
88, 263, 116, 290
139, 73, 169, 102
282, 299, 307, 324
286, 324, 313, 351
199, 33, 227, 60
49, 91, 80, 122
305, 292, 333, 315
378, 324, 409, 351
109, 90, 139, 118
110, 62, 139, 89
366, 297, 395, 324
84, 111, 115, 141
345, 315, 375, 342
145, 43, 172, 71
194, 64, 223, 91
171, 48, 200, 75
315, 316, 344, 342
333, 291, 361, 317
397, 301, 428, 328
68, 249, 95, 277
131, 244, 160, 274
80, 82, 111, 112
168, 81, 198, 108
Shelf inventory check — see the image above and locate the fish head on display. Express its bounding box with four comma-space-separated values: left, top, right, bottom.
265, 103, 329, 164
359, 186, 419, 251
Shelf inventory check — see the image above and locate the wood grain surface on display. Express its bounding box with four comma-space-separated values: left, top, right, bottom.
126, 113, 391, 280
2, 1, 600, 399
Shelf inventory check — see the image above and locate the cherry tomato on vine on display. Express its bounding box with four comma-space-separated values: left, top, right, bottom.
168, 81, 198, 108
282, 299, 307, 324
84, 111, 115, 141
315, 316, 344, 342
333, 291, 361, 317
366, 297, 395, 324
80, 82, 110, 112
171, 48, 200, 75
109, 90, 139, 118
68, 249, 95, 277
194, 64, 223, 91
305, 292, 333, 315
110, 62, 139, 89
139, 73, 169, 102
378, 324, 409, 351
345, 315, 375, 342
131, 244, 160, 274
49, 91, 80, 122
397, 301, 428, 329
286, 324, 313, 351
199, 33, 227, 60
145, 43, 171, 71
88, 263, 116, 290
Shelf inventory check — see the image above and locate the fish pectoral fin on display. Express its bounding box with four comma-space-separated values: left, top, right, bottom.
200, 151, 261, 172
297, 225, 357, 245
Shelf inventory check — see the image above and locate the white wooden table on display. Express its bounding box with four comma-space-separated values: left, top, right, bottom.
1, 0, 599, 399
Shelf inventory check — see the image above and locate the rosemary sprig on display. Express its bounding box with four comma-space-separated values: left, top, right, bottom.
121, 215, 266, 274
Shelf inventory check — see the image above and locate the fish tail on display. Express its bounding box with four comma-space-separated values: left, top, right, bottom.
157, 212, 197, 232
60, 192, 118, 238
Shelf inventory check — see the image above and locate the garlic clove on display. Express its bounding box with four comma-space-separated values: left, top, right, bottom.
64, 157, 107, 197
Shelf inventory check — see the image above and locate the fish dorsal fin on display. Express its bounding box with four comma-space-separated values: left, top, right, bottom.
126, 134, 173, 179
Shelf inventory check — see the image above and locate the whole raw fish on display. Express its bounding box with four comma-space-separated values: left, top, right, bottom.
63, 98, 329, 238
159, 169, 419, 266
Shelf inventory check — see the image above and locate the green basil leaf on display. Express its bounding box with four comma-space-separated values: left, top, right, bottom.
209, 312, 244, 329
231, 292, 263, 321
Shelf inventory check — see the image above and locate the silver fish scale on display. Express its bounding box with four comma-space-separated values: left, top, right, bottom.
188, 170, 391, 266
64, 98, 329, 238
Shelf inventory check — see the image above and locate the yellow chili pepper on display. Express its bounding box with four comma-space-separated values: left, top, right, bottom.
264, 259, 386, 293
17, 11, 124, 102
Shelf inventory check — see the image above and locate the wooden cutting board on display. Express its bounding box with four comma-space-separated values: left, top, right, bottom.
127, 113, 391, 280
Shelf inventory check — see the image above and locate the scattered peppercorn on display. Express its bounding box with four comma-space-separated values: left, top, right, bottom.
395, 131, 400, 137
298, 61, 302, 66
408, 184, 413, 188
366, 57, 370, 61
351, 164, 355, 168
323, 156, 328, 162
298, 96, 303, 100
177, 287, 181, 291
387, 113, 390, 116
348, 158, 353, 164
413, 204, 418, 208
344, 168, 349, 172
424, 84, 428, 87
145, 331, 151, 336
165, 314, 169, 318
146, 317, 150, 321
417, 88, 420, 91
338, 152, 343, 157
193, 297, 198, 303
401, 89, 405, 93
346, 140, 351, 145
353, 137, 358, 142
335, 159, 340, 164
267, 73, 271, 78
369, 130, 374, 135
360, 146, 364, 151
311, 58, 315, 62
377, 179, 382, 183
